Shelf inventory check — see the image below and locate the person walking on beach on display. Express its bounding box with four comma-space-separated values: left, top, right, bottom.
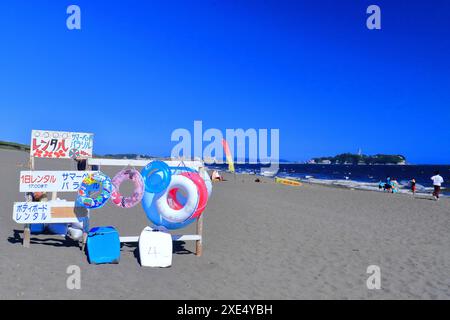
411, 178, 416, 195
431, 171, 444, 200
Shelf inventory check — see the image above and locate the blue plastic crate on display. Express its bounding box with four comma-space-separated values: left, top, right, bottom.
86, 226, 120, 264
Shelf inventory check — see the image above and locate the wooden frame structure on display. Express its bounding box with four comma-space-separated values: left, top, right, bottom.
21, 128, 206, 257
87, 158, 205, 256
21, 157, 206, 256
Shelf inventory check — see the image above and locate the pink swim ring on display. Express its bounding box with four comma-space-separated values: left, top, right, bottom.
111, 169, 145, 208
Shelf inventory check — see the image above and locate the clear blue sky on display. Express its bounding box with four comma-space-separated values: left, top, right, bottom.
0, 0, 449, 164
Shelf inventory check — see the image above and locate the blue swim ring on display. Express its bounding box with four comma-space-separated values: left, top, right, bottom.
141, 161, 172, 193
77, 172, 112, 209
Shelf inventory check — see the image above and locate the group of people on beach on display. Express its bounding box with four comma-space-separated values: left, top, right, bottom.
379, 176, 400, 193
379, 171, 444, 200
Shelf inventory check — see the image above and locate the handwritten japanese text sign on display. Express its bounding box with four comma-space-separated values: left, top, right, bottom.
31, 130, 94, 159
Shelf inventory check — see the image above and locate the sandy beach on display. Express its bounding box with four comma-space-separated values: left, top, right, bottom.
1, 149, 449, 299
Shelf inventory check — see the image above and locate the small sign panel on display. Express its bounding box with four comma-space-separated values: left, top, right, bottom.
31, 130, 94, 159
13, 202, 52, 224
19, 171, 95, 193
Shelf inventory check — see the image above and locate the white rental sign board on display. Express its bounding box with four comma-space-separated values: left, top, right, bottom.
19, 171, 95, 193
13, 201, 86, 224
13, 202, 52, 224
31, 130, 94, 159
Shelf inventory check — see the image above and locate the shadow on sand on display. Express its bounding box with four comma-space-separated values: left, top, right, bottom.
8, 229, 80, 248
120, 240, 193, 265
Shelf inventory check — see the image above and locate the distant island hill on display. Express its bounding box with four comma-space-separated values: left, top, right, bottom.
309, 153, 406, 165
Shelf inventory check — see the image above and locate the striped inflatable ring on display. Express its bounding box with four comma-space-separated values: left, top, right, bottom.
168, 172, 208, 219
155, 175, 199, 223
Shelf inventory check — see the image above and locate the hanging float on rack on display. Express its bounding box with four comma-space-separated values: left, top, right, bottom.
78, 172, 112, 209
111, 168, 144, 208
75, 160, 211, 230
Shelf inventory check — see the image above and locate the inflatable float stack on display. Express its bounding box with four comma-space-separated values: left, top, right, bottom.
76, 161, 212, 266
76, 160, 211, 228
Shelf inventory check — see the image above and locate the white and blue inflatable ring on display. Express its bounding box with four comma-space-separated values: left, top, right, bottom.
155, 175, 199, 223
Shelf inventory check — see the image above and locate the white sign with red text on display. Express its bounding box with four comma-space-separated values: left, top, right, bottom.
31, 130, 94, 159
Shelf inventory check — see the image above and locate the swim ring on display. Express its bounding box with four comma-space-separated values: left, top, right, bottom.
168, 172, 208, 219
169, 166, 212, 198
169, 166, 195, 174
141, 161, 172, 193
77, 172, 112, 209
155, 175, 199, 223
142, 191, 197, 230
111, 169, 144, 208
166, 166, 196, 209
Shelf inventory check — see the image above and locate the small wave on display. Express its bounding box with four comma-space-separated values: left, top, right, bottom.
301, 177, 446, 196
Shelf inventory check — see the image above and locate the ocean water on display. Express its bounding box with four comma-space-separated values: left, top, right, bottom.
207, 163, 450, 196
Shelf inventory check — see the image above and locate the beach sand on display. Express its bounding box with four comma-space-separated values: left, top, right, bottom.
1, 149, 449, 299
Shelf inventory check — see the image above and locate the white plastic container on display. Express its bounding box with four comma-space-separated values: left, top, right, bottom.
139, 226, 173, 268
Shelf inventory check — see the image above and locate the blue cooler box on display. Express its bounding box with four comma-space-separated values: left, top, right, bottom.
30, 224, 46, 234
87, 226, 120, 264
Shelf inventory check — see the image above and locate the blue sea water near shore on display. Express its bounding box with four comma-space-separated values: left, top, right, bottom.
207, 163, 450, 196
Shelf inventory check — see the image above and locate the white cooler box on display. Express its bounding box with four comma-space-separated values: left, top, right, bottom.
139, 226, 173, 267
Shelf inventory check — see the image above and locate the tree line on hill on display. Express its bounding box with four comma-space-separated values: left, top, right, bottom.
312, 153, 406, 165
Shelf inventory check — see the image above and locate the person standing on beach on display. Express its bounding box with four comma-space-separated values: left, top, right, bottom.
390, 177, 399, 193
431, 171, 444, 200
383, 176, 392, 192
411, 178, 416, 195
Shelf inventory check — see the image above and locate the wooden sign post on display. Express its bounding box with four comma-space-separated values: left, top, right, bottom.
21, 130, 94, 248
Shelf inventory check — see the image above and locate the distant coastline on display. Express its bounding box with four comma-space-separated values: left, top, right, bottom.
309, 153, 406, 165
0, 140, 30, 153
1, 141, 444, 165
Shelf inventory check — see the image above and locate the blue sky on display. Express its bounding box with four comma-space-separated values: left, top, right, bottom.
0, 0, 449, 164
